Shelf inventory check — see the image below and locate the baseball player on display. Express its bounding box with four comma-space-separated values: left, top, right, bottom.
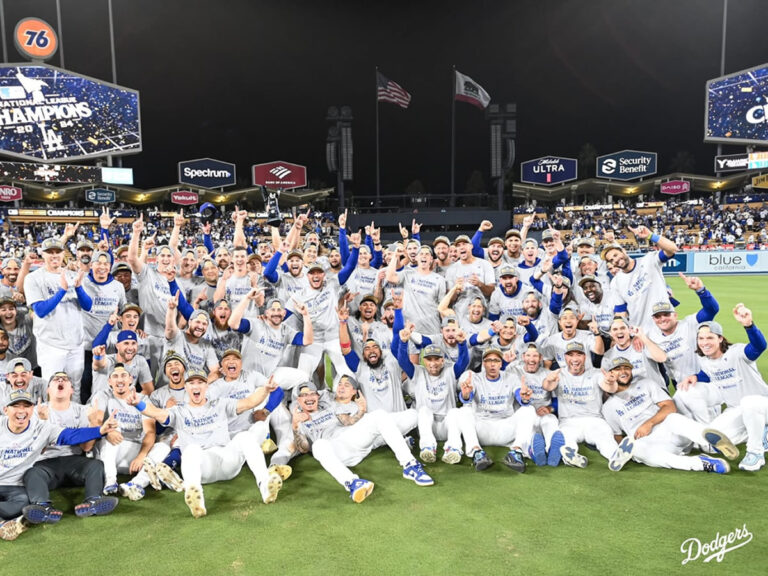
91, 330, 153, 398
601, 356, 735, 473
602, 317, 667, 389
163, 293, 220, 380
127, 369, 284, 518
0, 296, 36, 370
540, 341, 634, 470
2, 358, 46, 406
292, 380, 433, 503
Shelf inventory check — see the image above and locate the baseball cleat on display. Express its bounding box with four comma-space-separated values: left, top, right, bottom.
529, 434, 546, 467
156, 463, 184, 492
119, 482, 145, 501
560, 446, 588, 468
75, 496, 119, 518
404, 435, 416, 449
261, 438, 278, 454
548, 431, 565, 467
346, 478, 374, 503
419, 445, 437, 463
143, 458, 162, 491
184, 484, 207, 518
268, 464, 292, 481
260, 472, 283, 504
403, 461, 435, 486
739, 451, 766, 472
0, 517, 27, 541
608, 437, 634, 471
763, 425, 768, 452
503, 449, 526, 473
703, 428, 739, 460
699, 455, 730, 474
22, 503, 62, 525
103, 483, 118, 496
441, 446, 462, 465
472, 449, 494, 471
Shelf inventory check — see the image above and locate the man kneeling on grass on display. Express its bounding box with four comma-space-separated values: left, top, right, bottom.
291, 378, 434, 503
126, 369, 284, 518
0, 388, 119, 541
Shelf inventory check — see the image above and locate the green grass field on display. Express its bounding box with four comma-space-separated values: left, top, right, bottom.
2, 276, 767, 575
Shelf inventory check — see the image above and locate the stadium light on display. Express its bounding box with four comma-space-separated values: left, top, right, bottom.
486, 102, 517, 210
325, 105, 353, 208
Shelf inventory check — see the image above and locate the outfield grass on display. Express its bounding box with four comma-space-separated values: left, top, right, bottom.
1, 275, 767, 575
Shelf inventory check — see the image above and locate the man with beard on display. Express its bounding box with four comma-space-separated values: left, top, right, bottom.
2, 359, 46, 405
127, 214, 177, 338
601, 357, 734, 473
23, 238, 91, 387
80, 251, 127, 403
190, 258, 221, 308
602, 317, 667, 389
164, 294, 220, 381
0, 296, 35, 370
263, 245, 310, 312
338, 303, 417, 434
470, 220, 505, 275
0, 256, 29, 303
601, 225, 677, 332
488, 265, 527, 321
575, 275, 615, 337
386, 244, 446, 337
92, 330, 153, 398
230, 292, 312, 377
346, 245, 380, 314
453, 348, 537, 472
22, 373, 119, 525
213, 245, 253, 309
127, 370, 284, 517
111, 262, 138, 306
0, 388, 119, 541
646, 272, 720, 387
175, 248, 203, 302
204, 299, 243, 361
91, 364, 170, 501
541, 341, 634, 470
444, 235, 495, 319
345, 294, 391, 356
292, 380, 433, 503
432, 236, 452, 277
517, 290, 559, 340
407, 316, 467, 366
471, 316, 538, 364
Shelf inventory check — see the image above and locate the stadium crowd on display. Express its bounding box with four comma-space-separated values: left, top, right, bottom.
1, 204, 767, 540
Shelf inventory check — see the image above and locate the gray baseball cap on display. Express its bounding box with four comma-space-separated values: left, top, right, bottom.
608, 356, 633, 370
498, 265, 518, 278
698, 321, 724, 336
564, 341, 586, 354
41, 238, 64, 252
297, 382, 318, 395
7, 358, 32, 373
185, 369, 208, 383
652, 301, 675, 316
482, 347, 504, 360
422, 345, 443, 358
578, 274, 600, 287
6, 389, 34, 406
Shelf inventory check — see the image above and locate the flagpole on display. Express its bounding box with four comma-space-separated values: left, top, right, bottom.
450, 65, 456, 207
375, 66, 381, 205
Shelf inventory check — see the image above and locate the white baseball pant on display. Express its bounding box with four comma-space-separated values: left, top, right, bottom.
560, 416, 618, 460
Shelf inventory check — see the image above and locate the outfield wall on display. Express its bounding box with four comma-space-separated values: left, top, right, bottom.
631, 250, 768, 276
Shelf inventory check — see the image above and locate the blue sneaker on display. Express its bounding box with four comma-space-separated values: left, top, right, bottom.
75, 496, 119, 518
608, 437, 634, 471
548, 431, 565, 467
739, 451, 766, 472
103, 483, 118, 496
503, 449, 526, 473
472, 449, 493, 471
699, 455, 730, 474
703, 428, 739, 460
403, 461, 434, 486
529, 434, 546, 467
22, 503, 62, 525
345, 478, 375, 503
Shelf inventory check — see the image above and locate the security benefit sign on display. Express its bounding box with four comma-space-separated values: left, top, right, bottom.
178, 158, 236, 189
596, 150, 657, 180
520, 156, 577, 186
0, 64, 141, 162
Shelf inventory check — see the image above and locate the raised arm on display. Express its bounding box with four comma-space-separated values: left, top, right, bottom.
127, 214, 146, 274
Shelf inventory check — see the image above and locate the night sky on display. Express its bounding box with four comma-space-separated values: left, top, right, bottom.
4, 0, 768, 197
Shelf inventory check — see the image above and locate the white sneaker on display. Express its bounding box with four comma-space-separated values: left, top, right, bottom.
119, 482, 145, 501
560, 446, 588, 468
143, 458, 162, 491
184, 484, 207, 518
608, 437, 634, 471
739, 451, 766, 472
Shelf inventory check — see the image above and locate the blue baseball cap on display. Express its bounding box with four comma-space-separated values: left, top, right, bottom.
117, 330, 138, 343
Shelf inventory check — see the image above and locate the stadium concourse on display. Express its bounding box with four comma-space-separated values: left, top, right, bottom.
1, 201, 768, 542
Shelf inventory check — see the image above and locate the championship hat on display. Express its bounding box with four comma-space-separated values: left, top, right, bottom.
564, 341, 586, 354
6, 389, 34, 406
422, 345, 443, 358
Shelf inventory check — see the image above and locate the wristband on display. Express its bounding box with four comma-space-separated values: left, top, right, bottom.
339, 320, 348, 324
696, 287, 706, 295
93, 355, 104, 361
487, 329, 496, 337
135, 400, 147, 412
340, 342, 351, 350
650, 233, 660, 243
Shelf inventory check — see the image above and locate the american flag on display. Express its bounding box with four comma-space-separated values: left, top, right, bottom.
377, 71, 411, 109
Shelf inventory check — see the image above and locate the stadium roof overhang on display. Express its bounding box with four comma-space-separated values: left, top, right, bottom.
511, 171, 756, 203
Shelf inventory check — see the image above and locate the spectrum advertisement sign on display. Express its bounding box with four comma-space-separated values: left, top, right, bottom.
0, 64, 141, 162
520, 156, 577, 186
596, 150, 657, 181
178, 158, 236, 189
